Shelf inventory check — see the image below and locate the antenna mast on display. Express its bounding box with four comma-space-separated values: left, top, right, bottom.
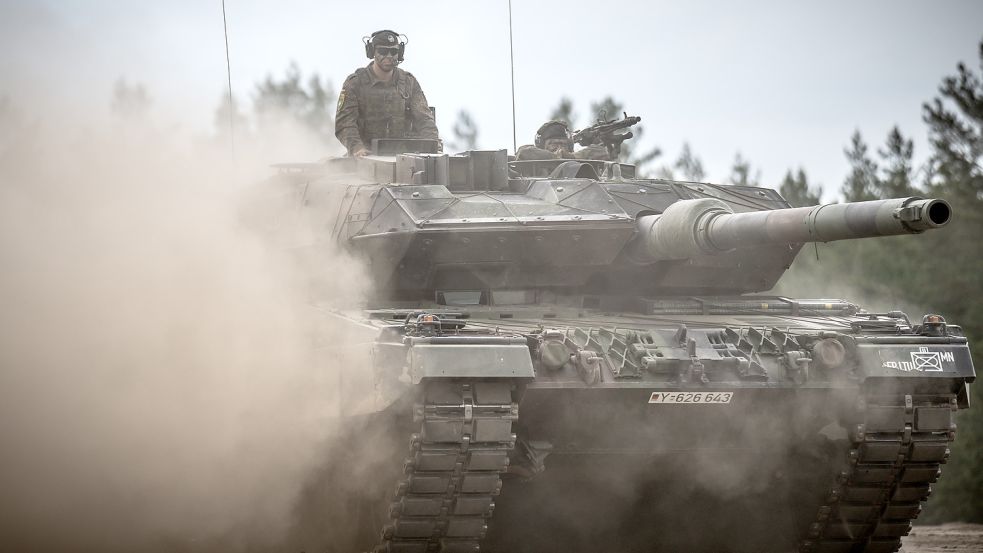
508, 0, 517, 154
222, 0, 235, 154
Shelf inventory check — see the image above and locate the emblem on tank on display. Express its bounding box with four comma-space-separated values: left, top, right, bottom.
882, 346, 953, 372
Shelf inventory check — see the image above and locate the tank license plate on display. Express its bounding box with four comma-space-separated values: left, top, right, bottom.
648, 392, 733, 404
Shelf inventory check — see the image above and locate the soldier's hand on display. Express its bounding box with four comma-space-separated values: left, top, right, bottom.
354, 147, 370, 158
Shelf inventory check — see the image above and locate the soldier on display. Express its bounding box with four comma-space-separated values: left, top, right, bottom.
335, 29, 439, 157
515, 120, 610, 161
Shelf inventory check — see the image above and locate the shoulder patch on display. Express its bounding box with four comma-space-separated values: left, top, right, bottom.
336, 91, 346, 114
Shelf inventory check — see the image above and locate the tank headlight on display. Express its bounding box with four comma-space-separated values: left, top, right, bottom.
811, 338, 846, 370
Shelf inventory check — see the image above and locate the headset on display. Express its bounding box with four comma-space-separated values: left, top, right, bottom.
363, 29, 407, 62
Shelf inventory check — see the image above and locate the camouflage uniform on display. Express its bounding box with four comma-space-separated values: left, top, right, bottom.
515, 143, 610, 161
335, 64, 438, 155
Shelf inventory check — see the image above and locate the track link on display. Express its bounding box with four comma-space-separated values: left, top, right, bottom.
800, 387, 957, 553
374, 380, 518, 553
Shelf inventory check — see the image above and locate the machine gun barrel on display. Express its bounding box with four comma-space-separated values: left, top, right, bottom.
571, 114, 641, 147
632, 197, 952, 262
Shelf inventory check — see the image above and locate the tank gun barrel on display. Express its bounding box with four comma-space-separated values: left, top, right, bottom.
632, 197, 951, 262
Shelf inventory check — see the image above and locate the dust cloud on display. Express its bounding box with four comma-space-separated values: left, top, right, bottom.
487, 391, 848, 553
0, 96, 371, 551
771, 243, 939, 321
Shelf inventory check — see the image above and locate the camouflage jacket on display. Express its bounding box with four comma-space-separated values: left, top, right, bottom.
334, 63, 438, 155
515, 143, 611, 162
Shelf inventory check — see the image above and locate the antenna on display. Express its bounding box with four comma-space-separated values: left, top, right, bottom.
508, 0, 517, 154
221, 0, 235, 154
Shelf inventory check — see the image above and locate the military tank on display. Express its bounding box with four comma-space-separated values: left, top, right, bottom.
273, 138, 974, 553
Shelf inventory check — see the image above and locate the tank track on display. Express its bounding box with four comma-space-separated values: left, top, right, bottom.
800, 387, 957, 553
373, 380, 518, 553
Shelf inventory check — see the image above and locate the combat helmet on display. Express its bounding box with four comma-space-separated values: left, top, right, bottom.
534, 120, 572, 149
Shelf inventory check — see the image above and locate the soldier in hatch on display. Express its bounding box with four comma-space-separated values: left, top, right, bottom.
515, 120, 611, 161
335, 29, 439, 157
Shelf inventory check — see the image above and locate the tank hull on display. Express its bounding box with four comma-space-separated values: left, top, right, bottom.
287, 297, 972, 553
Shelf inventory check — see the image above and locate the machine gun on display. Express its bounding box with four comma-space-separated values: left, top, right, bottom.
571, 112, 642, 159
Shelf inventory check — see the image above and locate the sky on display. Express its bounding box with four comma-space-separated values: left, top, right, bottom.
2, 0, 981, 200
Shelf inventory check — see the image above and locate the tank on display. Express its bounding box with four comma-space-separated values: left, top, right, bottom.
270, 139, 975, 553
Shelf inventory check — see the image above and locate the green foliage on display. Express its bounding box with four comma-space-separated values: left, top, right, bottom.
922, 42, 983, 202
728, 152, 760, 186
778, 168, 821, 207
254, 62, 336, 146
587, 96, 662, 174
915, 41, 983, 523
448, 110, 479, 152
841, 130, 879, 201
588, 96, 622, 124
779, 39, 983, 524
923, 383, 983, 523
673, 142, 705, 181
877, 126, 917, 197
548, 97, 577, 128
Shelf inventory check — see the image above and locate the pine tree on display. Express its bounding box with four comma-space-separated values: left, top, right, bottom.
448, 110, 479, 152
729, 152, 761, 186
841, 130, 879, 201
588, 97, 622, 125
877, 126, 916, 198
778, 168, 821, 207
674, 142, 705, 181
778, 45, 983, 524
548, 97, 577, 127
588, 96, 661, 174
922, 43, 983, 201
253, 63, 336, 146
915, 39, 983, 524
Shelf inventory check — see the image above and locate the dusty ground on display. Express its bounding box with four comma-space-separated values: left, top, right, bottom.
900, 524, 983, 553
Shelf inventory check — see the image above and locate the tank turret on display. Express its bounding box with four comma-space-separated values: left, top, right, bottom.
292, 149, 953, 298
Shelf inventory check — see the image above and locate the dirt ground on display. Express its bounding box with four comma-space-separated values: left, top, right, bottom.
899, 524, 983, 553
